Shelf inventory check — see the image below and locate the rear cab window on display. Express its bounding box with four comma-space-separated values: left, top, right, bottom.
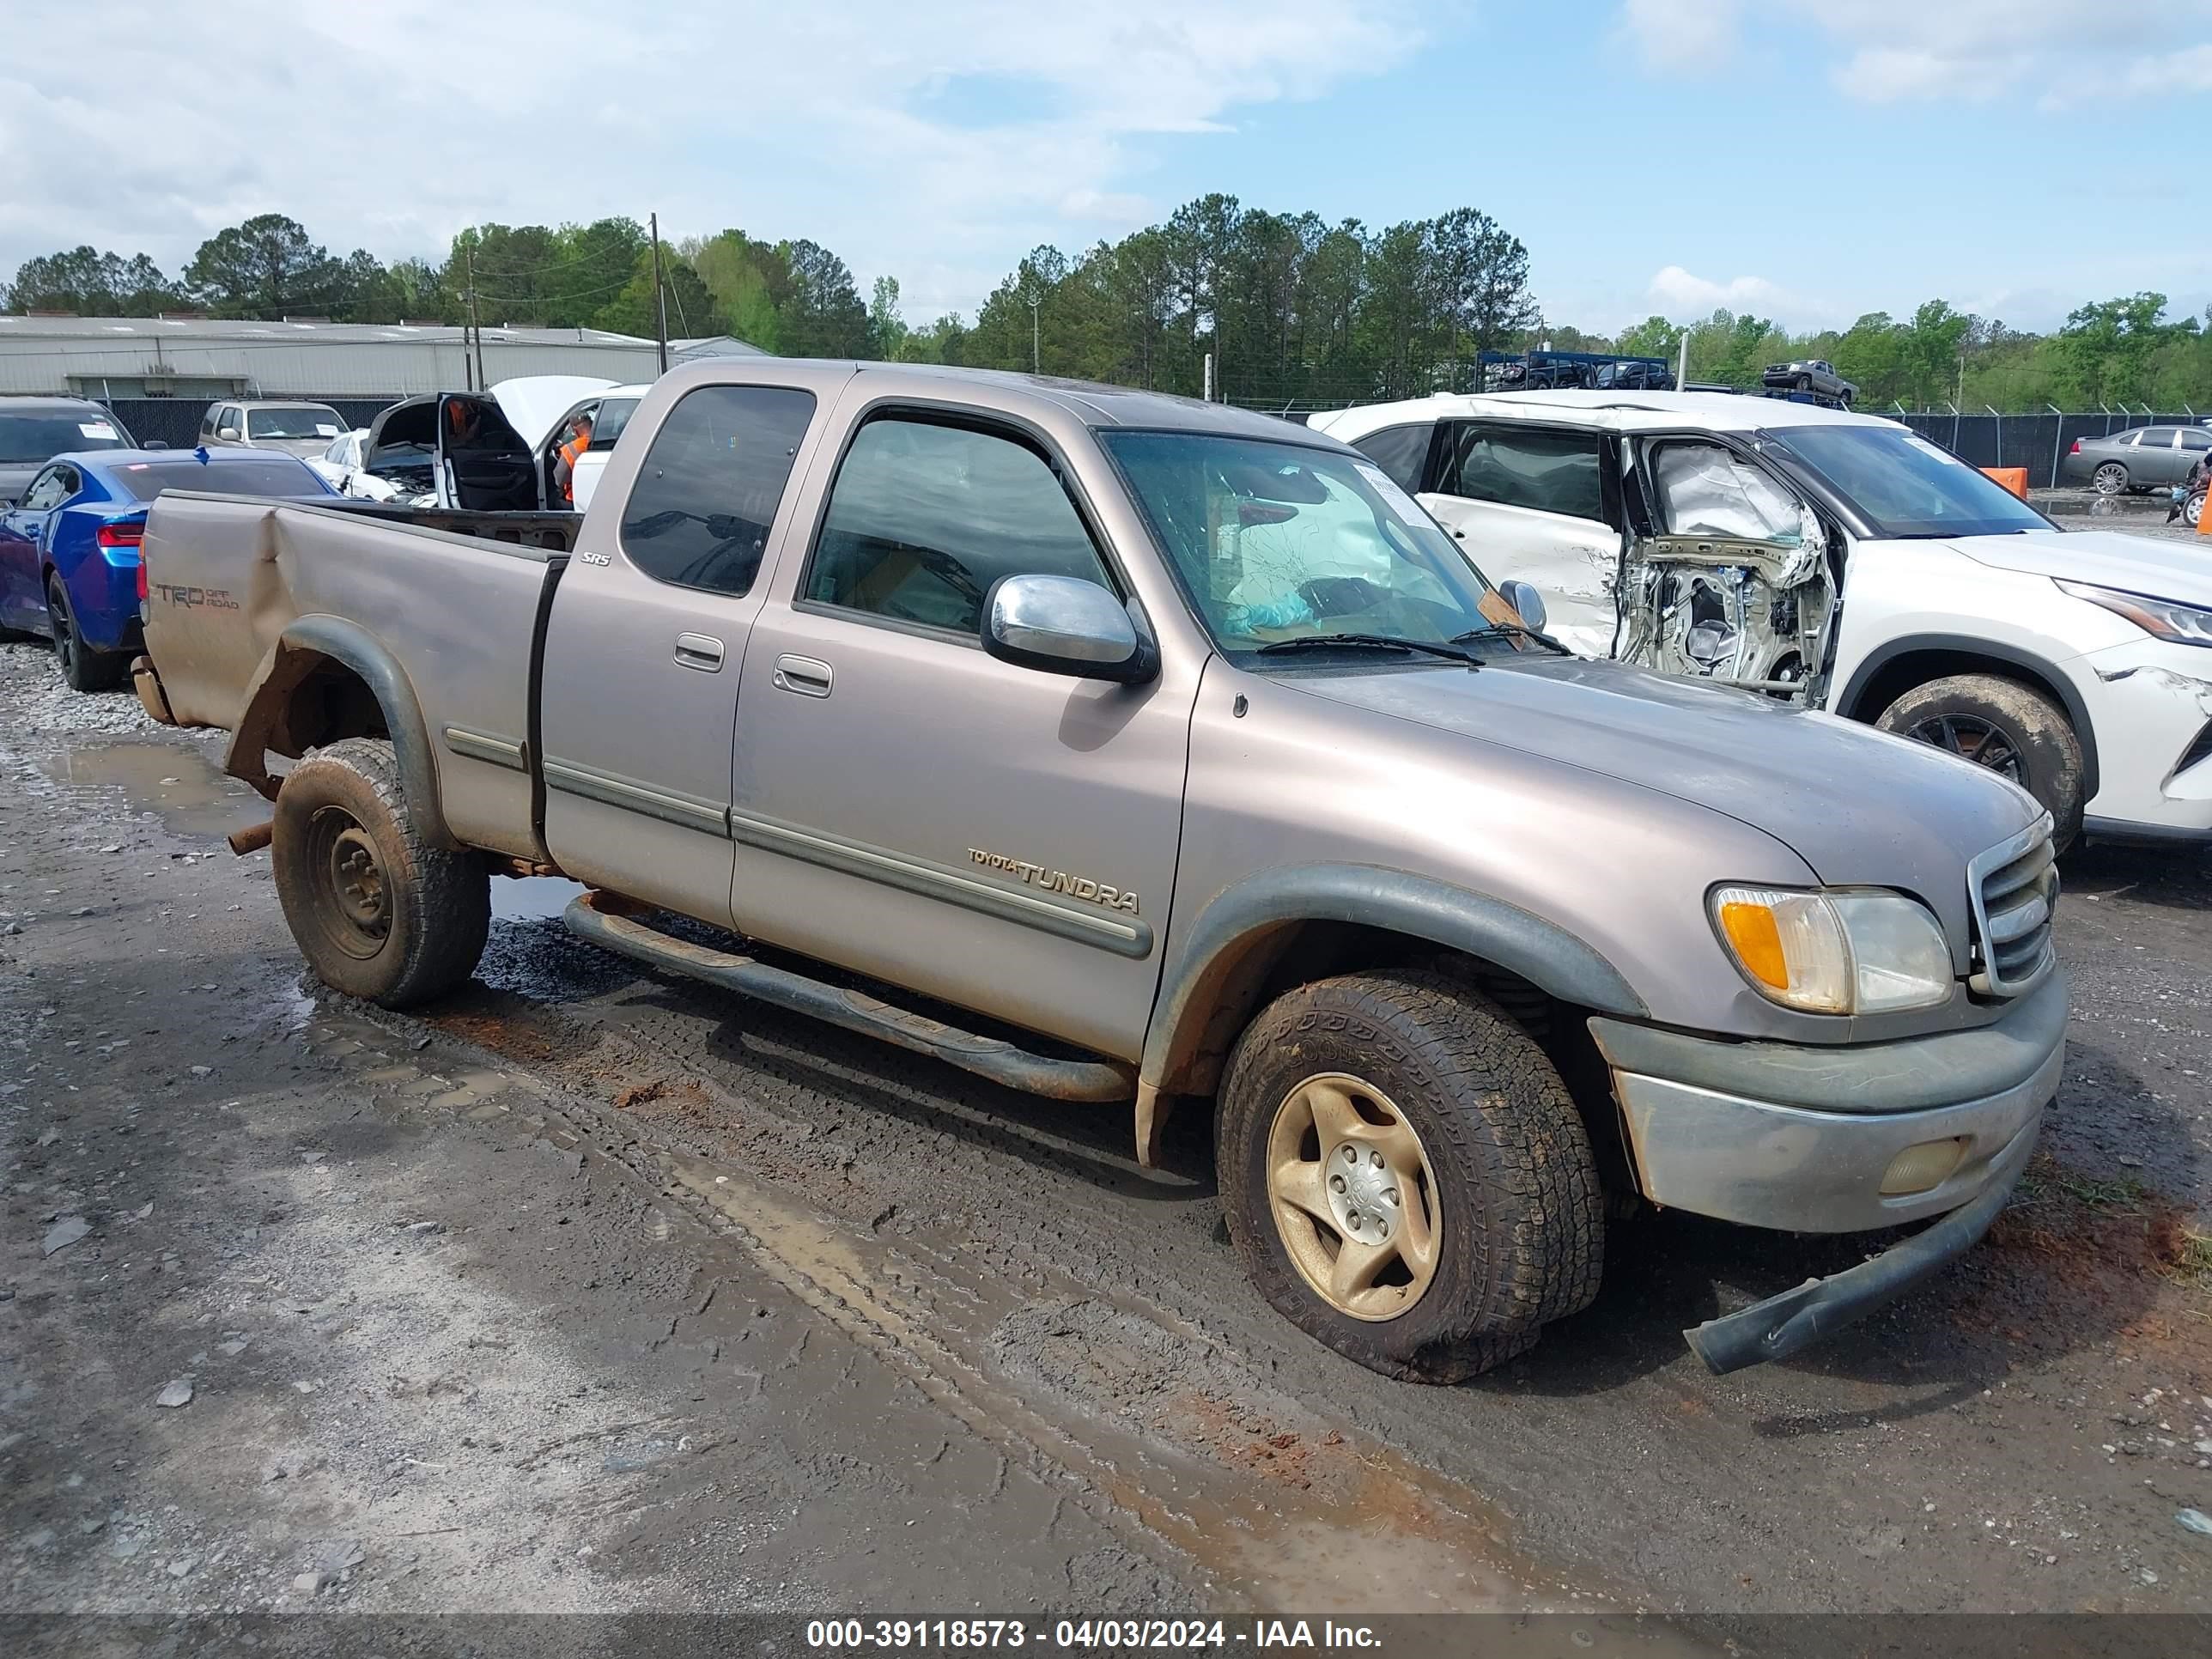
619, 384, 817, 597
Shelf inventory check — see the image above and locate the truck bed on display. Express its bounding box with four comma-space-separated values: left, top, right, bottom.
139, 492, 560, 860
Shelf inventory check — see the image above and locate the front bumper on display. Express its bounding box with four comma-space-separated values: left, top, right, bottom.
1589, 971, 2066, 1371
2072, 637, 2212, 840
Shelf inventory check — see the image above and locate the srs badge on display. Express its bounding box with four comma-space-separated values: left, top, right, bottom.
969, 848, 1139, 914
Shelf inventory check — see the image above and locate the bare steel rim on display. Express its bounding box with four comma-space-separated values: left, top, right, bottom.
1264, 1072, 1441, 1322
302, 805, 392, 962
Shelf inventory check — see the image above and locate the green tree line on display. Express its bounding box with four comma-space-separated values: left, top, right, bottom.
9, 209, 2209, 411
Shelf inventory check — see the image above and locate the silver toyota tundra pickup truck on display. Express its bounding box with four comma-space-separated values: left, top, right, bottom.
131, 360, 2066, 1381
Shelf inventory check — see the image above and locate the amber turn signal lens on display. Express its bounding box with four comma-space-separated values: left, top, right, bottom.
1718, 901, 1790, 989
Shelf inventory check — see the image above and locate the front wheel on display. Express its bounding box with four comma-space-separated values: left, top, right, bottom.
1216, 969, 1603, 1382
46, 574, 126, 691
272, 737, 489, 1006
1875, 674, 2085, 850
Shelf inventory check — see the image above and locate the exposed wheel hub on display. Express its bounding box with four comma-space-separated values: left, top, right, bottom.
331, 828, 387, 928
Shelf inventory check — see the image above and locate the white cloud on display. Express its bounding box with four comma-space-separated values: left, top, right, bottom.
1646, 265, 1817, 321
1618, 0, 1741, 70
1618, 0, 2212, 104
0, 0, 1425, 322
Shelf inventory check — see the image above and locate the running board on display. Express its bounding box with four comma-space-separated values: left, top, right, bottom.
564, 891, 1135, 1103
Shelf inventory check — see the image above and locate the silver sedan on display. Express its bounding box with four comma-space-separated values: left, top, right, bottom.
2061, 424, 2212, 494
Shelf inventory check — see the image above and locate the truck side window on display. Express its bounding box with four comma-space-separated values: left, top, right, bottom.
1348, 422, 1433, 494
1442, 427, 1605, 524
619, 384, 817, 598
805, 416, 1114, 635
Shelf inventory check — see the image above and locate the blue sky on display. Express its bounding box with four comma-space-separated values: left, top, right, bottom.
7, 1, 2209, 336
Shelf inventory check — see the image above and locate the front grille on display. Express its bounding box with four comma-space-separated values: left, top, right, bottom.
1966, 814, 2057, 997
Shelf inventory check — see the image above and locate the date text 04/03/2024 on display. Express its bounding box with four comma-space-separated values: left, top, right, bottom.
804, 1618, 1384, 1650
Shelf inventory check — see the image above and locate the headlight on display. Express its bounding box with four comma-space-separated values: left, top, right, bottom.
1710, 886, 1954, 1015
2057, 580, 2212, 648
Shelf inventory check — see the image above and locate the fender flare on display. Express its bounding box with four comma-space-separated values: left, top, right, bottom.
1835, 633, 2100, 804
224, 614, 455, 850
1139, 863, 1648, 1096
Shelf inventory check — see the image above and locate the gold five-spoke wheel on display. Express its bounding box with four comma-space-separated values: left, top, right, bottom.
1265, 1072, 1440, 1322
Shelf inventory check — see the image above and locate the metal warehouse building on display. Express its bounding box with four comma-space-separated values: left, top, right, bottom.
0, 314, 762, 400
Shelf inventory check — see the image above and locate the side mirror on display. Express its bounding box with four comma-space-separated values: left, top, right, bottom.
143, 440, 169, 451
982, 574, 1154, 684
1497, 578, 1548, 632
217, 427, 239, 441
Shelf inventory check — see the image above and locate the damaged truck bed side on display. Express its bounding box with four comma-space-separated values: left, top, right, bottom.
132, 359, 2063, 1381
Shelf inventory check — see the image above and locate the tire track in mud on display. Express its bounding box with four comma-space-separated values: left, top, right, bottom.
364, 962, 1661, 1618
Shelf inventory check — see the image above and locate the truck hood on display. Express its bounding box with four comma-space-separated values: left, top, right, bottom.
1951, 528, 2212, 607
1280, 654, 2039, 891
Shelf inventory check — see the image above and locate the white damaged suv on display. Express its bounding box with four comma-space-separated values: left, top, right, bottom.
1313, 391, 2212, 849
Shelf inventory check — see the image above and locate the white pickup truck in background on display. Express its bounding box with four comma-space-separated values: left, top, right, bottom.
1313, 391, 2212, 851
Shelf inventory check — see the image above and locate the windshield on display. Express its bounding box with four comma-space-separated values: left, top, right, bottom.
1765, 425, 2052, 538
0, 410, 129, 462
1102, 430, 1506, 660
246, 405, 345, 441
109, 458, 326, 502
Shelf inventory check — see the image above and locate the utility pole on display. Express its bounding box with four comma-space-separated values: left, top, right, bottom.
1677, 331, 1689, 389
465, 242, 484, 391
650, 212, 669, 374
1025, 289, 1041, 374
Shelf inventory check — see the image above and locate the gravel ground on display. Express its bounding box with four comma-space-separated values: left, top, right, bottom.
4, 636, 2212, 1650
2034, 487, 2204, 543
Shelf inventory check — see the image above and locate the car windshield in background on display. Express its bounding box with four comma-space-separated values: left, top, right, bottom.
109, 459, 322, 502
1102, 431, 1503, 659
0, 412, 129, 462
246, 407, 345, 441
1765, 425, 2051, 538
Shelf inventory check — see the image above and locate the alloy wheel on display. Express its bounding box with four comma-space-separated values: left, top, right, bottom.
1905, 712, 2027, 786
1264, 1072, 1441, 1322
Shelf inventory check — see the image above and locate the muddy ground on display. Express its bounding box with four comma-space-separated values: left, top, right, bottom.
3, 636, 2211, 1649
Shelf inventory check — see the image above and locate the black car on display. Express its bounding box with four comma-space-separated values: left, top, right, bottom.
0, 397, 138, 506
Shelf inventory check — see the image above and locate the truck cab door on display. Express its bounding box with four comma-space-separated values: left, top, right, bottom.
1418, 419, 1625, 658
536, 370, 847, 923
726, 400, 1200, 1063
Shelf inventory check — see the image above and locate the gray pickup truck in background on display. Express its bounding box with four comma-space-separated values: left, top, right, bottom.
131, 359, 2066, 1381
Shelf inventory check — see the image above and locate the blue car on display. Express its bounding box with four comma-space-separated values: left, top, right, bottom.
0, 447, 334, 690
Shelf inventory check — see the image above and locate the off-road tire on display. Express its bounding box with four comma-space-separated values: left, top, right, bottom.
1875, 673, 2084, 850
2092, 460, 2129, 495
272, 737, 489, 1007
46, 573, 125, 691
1216, 969, 1604, 1382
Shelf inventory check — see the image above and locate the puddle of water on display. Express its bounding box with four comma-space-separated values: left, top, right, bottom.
40, 740, 266, 841
493, 876, 587, 922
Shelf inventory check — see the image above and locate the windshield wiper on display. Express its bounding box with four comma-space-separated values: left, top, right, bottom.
1449, 622, 1573, 656
1254, 633, 1482, 667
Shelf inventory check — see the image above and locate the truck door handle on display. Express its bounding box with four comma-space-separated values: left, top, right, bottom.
674, 633, 725, 672
773, 654, 833, 697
